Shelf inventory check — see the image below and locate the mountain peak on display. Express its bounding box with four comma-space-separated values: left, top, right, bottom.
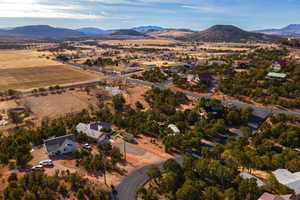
182, 24, 277, 42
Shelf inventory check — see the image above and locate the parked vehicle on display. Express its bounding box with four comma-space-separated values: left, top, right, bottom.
83, 143, 92, 149
39, 160, 53, 166
31, 165, 44, 170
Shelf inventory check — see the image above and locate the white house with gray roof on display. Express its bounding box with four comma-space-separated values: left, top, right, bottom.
239, 172, 265, 187
44, 134, 77, 157
167, 124, 181, 135
273, 169, 300, 194
76, 122, 112, 144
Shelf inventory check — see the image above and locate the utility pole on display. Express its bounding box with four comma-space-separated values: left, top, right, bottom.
123, 139, 127, 162
102, 151, 107, 186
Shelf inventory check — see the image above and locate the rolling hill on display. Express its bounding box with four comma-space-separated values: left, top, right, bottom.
76, 27, 109, 35
110, 29, 145, 36
147, 29, 194, 39
182, 25, 279, 42
76, 27, 106, 35
8, 25, 84, 38
255, 24, 300, 37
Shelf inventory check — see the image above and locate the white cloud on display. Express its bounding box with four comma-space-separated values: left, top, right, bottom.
182, 5, 223, 13
87, 0, 186, 5
0, 0, 103, 19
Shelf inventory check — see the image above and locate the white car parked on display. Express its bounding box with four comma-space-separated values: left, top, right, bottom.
83, 143, 92, 149
39, 160, 53, 166
31, 165, 43, 170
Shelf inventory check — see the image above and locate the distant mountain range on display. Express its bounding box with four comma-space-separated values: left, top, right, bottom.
132, 26, 164, 32
76, 27, 112, 35
0, 24, 285, 41
0, 25, 84, 38
10, 25, 84, 37
111, 29, 145, 36
182, 25, 279, 42
254, 24, 300, 37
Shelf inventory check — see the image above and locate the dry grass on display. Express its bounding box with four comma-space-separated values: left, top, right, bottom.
24, 91, 95, 120
0, 50, 57, 69
123, 84, 150, 109
0, 50, 100, 91
99, 39, 178, 46
0, 65, 99, 91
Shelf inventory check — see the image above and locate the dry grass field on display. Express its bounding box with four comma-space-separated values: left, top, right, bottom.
99, 39, 178, 46
24, 91, 97, 119
0, 50, 100, 91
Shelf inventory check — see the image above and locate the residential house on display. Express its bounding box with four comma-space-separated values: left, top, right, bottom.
267, 72, 287, 79
76, 122, 112, 144
200, 105, 224, 118
233, 60, 250, 69
271, 60, 287, 71
103, 86, 121, 96
208, 60, 226, 66
272, 62, 282, 71
188, 72, 213, 83
144, 65, 157, 69
258, 192, 298, 200
273, 169, 300, 194
168, 124, 181, 135
44, 134, 77, 157
181, 64, 194, 69
239, 172, 265, 187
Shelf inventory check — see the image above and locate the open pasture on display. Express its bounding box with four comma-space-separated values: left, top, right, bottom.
0, 50, 99, 91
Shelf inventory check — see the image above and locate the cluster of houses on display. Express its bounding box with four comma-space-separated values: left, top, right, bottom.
240, 169, 300, 200
43, 122, 113, 157
267, 60, 287, 79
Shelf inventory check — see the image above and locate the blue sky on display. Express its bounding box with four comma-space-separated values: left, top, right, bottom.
0, 0, 299, 31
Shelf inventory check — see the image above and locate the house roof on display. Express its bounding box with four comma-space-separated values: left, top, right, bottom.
76, 122, 111, 140
168, 124, 180, 134
273, 169, 300, 194
204, 105, 224, 113
103, 86, 121, 96
239, 172, 265, 187
144, 65, 156, 69
90, 122, 111, 131
267, 72, 287, 78
44, 134, 76, 153
198, 72, 212, 81
258, 192, 297, 200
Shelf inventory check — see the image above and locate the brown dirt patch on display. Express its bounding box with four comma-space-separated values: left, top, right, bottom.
123, 84, 150, 109
25, 91, 94, 119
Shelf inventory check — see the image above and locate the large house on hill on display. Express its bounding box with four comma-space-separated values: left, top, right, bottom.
44, 134, 78, 157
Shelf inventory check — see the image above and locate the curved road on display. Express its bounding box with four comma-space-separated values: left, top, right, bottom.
113, 156, 183, 200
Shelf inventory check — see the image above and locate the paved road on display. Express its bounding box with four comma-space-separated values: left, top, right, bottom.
113, 156, 183, 200
126, 78, 300, 118
55, 60, 300, 119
